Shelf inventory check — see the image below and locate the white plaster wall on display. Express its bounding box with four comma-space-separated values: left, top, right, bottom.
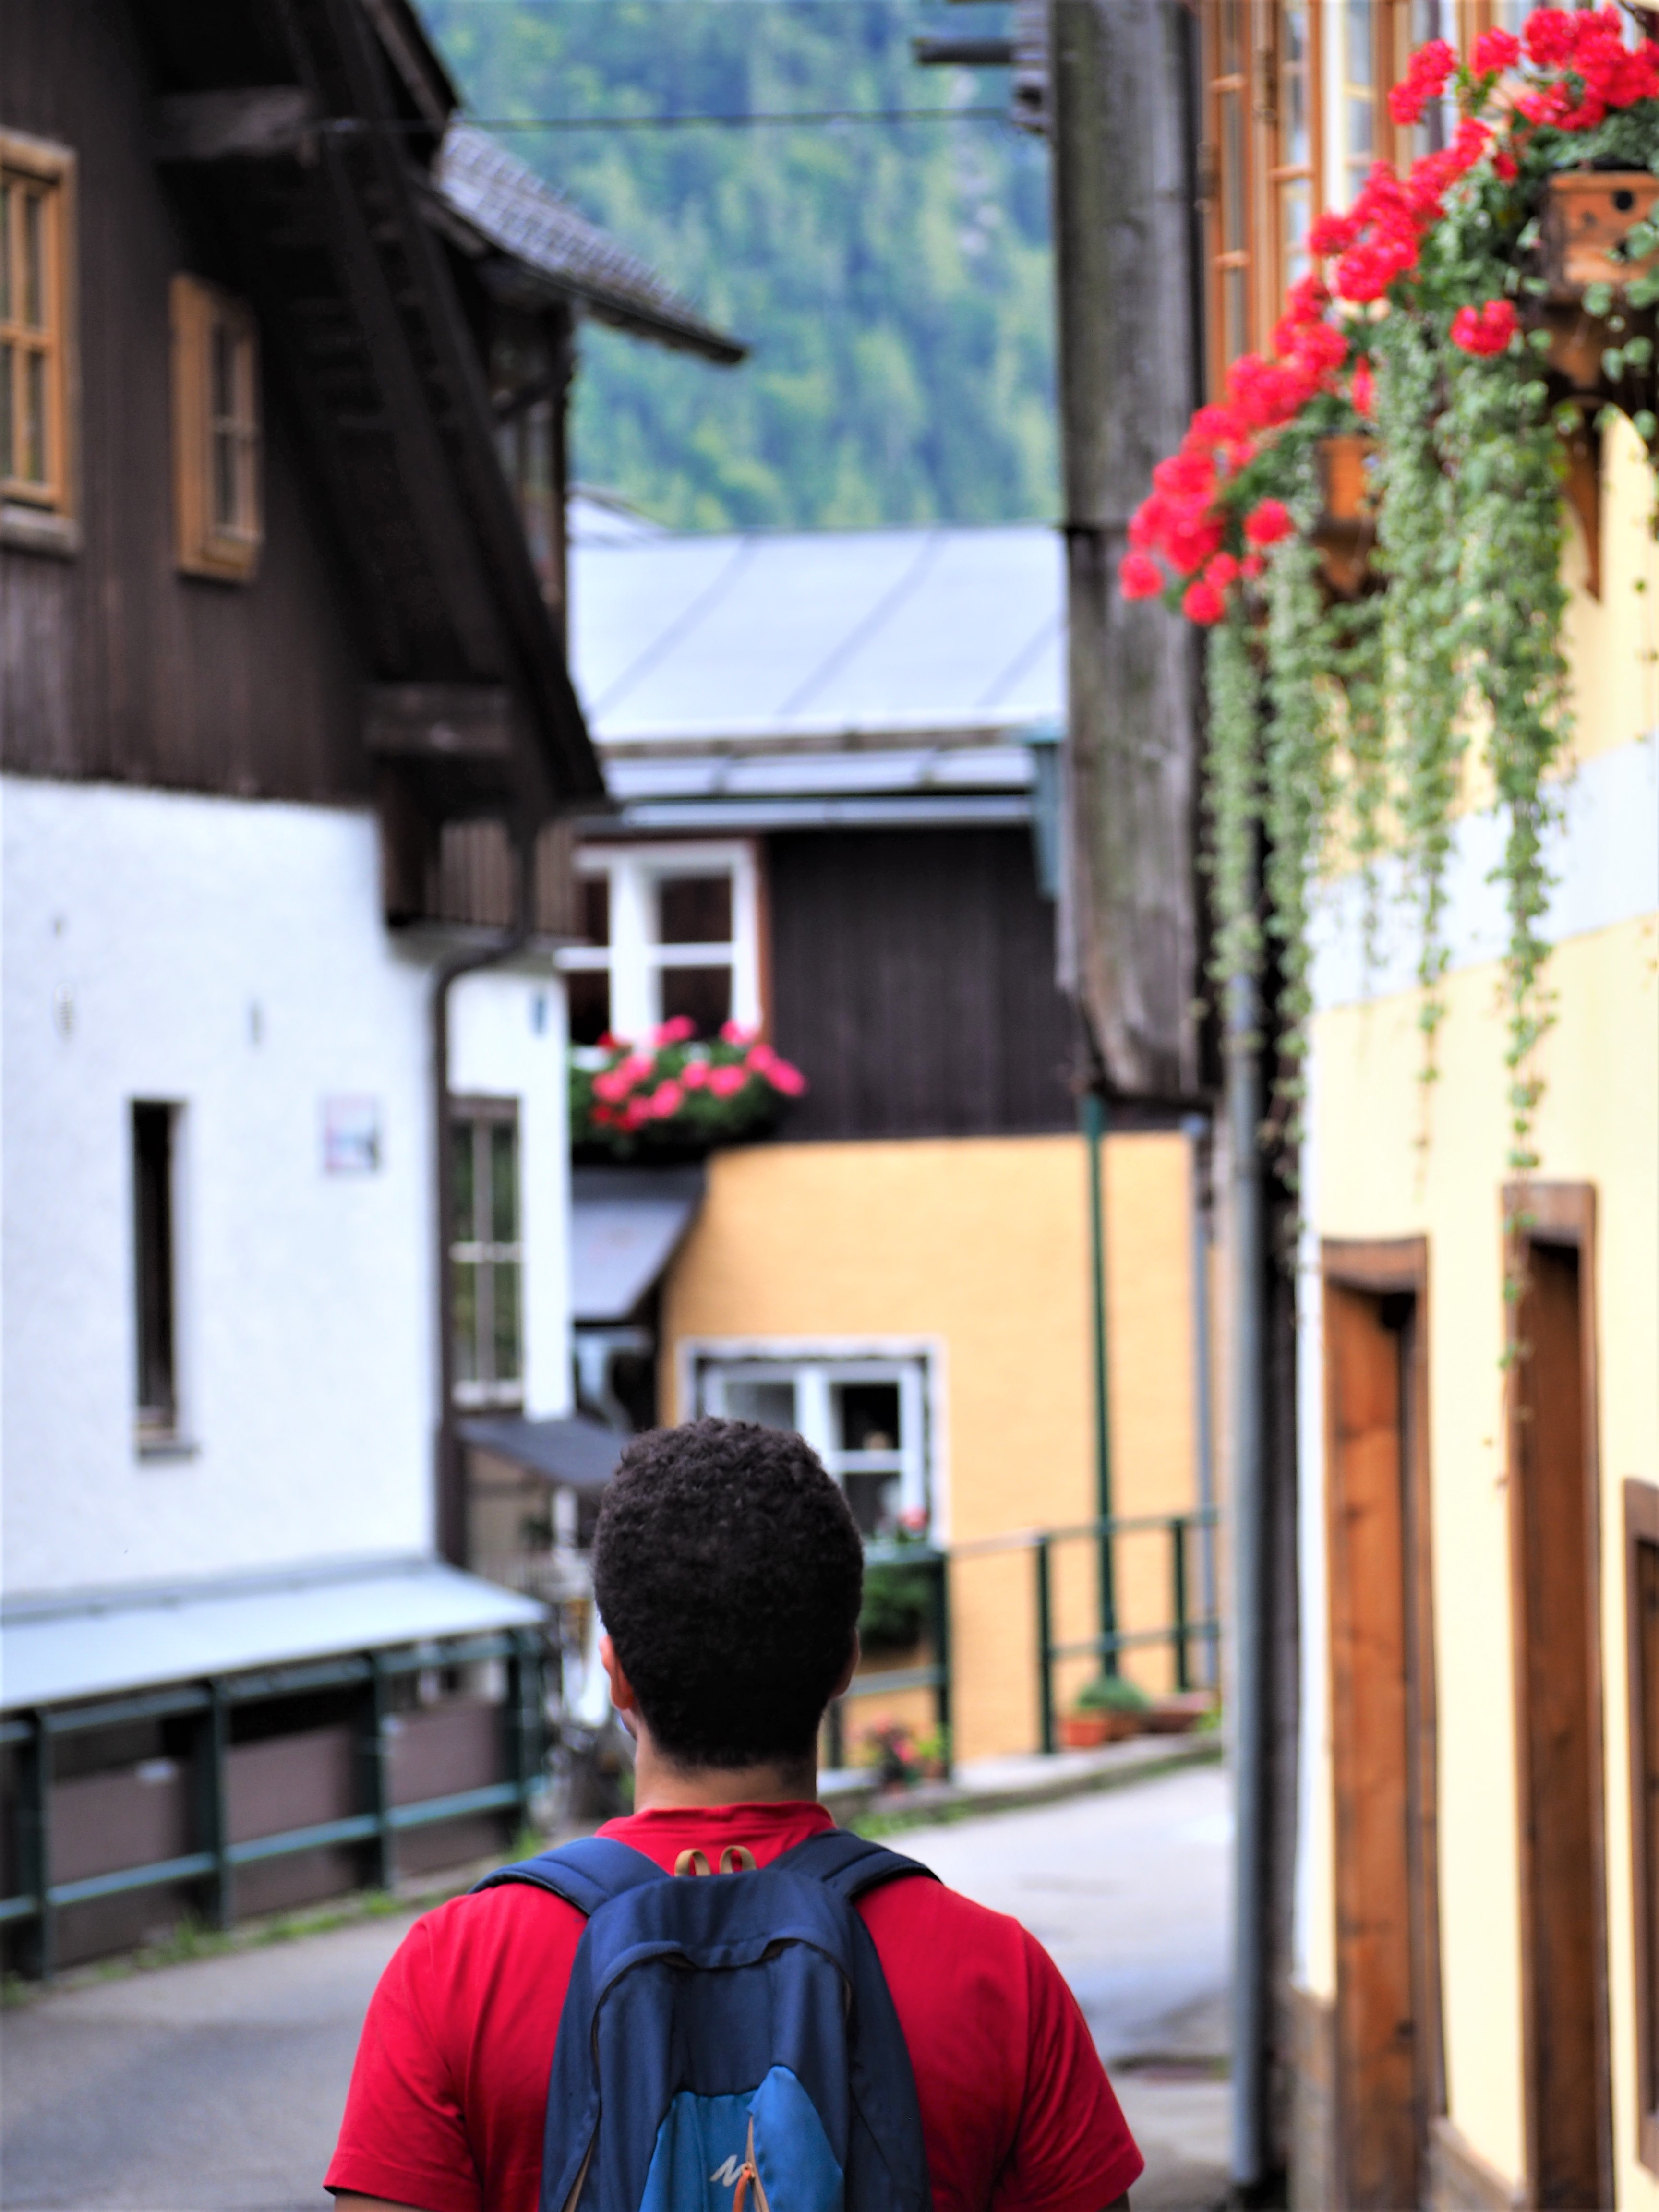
2, 776, 571, 1599
449, 952, 572, 1423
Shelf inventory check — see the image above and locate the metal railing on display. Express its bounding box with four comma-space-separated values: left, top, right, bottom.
0, 1627, 546, 1980
828, 1508, 1221, 1771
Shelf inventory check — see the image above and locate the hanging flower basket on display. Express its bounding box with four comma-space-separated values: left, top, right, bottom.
1539, 170, 1659, 297
1116, 7, 1659, 1185
570, 1019, 807, 1161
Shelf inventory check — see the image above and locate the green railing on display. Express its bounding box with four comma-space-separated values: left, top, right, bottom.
0, 1627, 546, 1981
827, 1509, 1221, 1771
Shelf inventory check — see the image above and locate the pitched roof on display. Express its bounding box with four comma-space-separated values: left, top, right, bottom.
437, 125, 747, 365
571, 521, 1064, 750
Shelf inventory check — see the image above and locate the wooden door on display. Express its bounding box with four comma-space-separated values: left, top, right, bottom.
1326, 1246, 1443, 2212
1510, 1207, 1613, 2211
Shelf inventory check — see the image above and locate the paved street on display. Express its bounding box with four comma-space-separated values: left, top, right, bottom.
0, 1765, 1231, 2212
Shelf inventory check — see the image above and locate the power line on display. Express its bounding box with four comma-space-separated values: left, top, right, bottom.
449, 106, 1011, 128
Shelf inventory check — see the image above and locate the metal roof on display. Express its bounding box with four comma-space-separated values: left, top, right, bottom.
0, 1556, 542, 1713
437, 125, 747, 366
570, 522, 1066, 751
460, 1414, 626, 1490
571, 1167, 705, 1323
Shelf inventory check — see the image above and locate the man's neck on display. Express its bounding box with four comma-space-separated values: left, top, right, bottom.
630, 1738, 818, 1812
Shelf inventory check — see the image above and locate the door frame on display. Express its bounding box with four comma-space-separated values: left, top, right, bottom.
1503, 1181, 1613, 2212
1322, 1236, 1446, 2204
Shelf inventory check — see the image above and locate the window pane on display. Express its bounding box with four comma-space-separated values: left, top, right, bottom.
0, 342, 12, 479
568, 969, 612, 1047
23, 347, 45, 482
1224, 266, 1249, 367
132, 1104, 176, 1427
723, 1378, 797, 1430
1217, 0, 1244, 76
1281, 179, 1311, 293
1282, 7, 1310, 167
492, 1260, 522, 1382
1220, 93, 1246, 256
452, 1262, 480, 1385
0, 183, 12, 323
21, 189, 43, 329
451, 1122, 475, 1244
1346, 0, 1373, 91
579, 874, 610, 946
213, 427, 236, 530
659, 963, 732, 1038
837, 1381, 902, 1454
657, 873, 732, 945
845, 1472, 901, 1539
489, 1121, 518, 1243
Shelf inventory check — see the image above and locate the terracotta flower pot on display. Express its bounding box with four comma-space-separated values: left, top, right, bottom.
1058, 1711, 1112, 1750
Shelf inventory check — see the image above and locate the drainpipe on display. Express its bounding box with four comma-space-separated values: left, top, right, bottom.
433, 830, 535, 1569
1082, 1087, 1117, 1666
1182, 1112, 1218, 1684
1227, 938, 1271, 2194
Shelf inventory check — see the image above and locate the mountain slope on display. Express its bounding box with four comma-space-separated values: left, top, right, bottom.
418, 0, 1058, 529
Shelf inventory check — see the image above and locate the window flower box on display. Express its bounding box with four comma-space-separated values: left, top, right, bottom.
570, 1018, 806, 1161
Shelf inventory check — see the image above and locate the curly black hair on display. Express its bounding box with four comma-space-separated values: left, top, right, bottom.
591, 1417, 864, 1769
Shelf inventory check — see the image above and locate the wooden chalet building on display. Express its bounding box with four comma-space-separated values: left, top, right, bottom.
0, 0, 740, 1971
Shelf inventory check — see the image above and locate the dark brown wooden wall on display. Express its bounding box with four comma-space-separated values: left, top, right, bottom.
768, 827, 1076, 1141
0, 0, 371, 804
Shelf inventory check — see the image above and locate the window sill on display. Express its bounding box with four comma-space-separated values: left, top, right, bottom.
1, 503, 81, 557
136, 1434, 199, 1462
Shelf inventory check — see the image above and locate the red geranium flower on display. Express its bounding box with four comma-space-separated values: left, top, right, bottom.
1450, 298, 1518, 356
1182, 577, 1227, 626
1471, 27, 1520, 76
1244, 499, 1295, 548
1119, 551, 1165, 601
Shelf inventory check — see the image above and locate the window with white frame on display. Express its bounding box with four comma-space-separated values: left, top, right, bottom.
696, 1353, 930, 1539
560, 842, 761, 1046
450, 1098, 522, 1408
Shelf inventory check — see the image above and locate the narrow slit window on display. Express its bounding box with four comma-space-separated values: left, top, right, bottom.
171, 273, 261, 581
132, 1103, 178, 1441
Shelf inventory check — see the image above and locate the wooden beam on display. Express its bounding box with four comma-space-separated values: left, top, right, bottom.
153, 90, 318, 164
366, 685, 513, 759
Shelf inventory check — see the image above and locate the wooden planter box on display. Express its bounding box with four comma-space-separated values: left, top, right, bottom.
1541, 172, 1659, 299
1313, 434, 1378, 598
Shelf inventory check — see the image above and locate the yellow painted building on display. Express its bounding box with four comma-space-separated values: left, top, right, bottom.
1291, 398, 1659, 2210
660, 1131, 1213, 1764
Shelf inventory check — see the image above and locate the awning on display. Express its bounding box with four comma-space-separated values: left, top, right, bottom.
0, 1554, 544, 1714
459, 1413, 625, 1490
571, 1166, 705, 1324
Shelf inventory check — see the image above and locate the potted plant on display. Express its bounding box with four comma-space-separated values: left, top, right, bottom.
1059, 1672, 1150, 1748
861, 1721, 921, 1791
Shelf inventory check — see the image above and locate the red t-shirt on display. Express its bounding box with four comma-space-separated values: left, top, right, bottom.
326, 1800, 1142, 2212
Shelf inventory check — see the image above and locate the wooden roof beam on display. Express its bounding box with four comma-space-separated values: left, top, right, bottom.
153, 89, 318, 163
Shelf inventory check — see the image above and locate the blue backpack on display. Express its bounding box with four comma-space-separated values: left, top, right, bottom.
473, 1829, 936, 2212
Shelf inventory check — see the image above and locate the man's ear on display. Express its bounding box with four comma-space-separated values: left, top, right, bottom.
830, 1631, 860, 1702
599, 1633, 639, 1715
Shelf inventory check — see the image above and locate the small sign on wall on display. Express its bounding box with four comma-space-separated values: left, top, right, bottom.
322, 1095, 382, 1174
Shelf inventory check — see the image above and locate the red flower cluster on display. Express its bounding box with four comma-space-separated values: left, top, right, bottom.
1470, 27, 1521, 79
1121, 12, 1659, 629
1388, 37, 1457, 127
1450, 297, 1519, 355
584, 1020, 806, 1137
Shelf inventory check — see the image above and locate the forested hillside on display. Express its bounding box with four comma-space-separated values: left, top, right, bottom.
418, 0, 1058, 530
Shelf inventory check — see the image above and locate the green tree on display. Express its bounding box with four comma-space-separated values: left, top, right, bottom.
419, 0, 1058, 529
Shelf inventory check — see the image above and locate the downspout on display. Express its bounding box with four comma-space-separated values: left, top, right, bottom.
1182, 1111, 1219, 1684
1227, 929, 1271, 2193
433, 830, 535, 1569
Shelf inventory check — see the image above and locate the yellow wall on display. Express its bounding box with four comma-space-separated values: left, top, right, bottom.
1306, 901, 1659, 2205
660, 1131, 1206, 1762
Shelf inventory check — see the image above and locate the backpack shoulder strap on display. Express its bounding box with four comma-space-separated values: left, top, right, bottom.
470, 1835, 667, 1918
774, 1826, 939, 1901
